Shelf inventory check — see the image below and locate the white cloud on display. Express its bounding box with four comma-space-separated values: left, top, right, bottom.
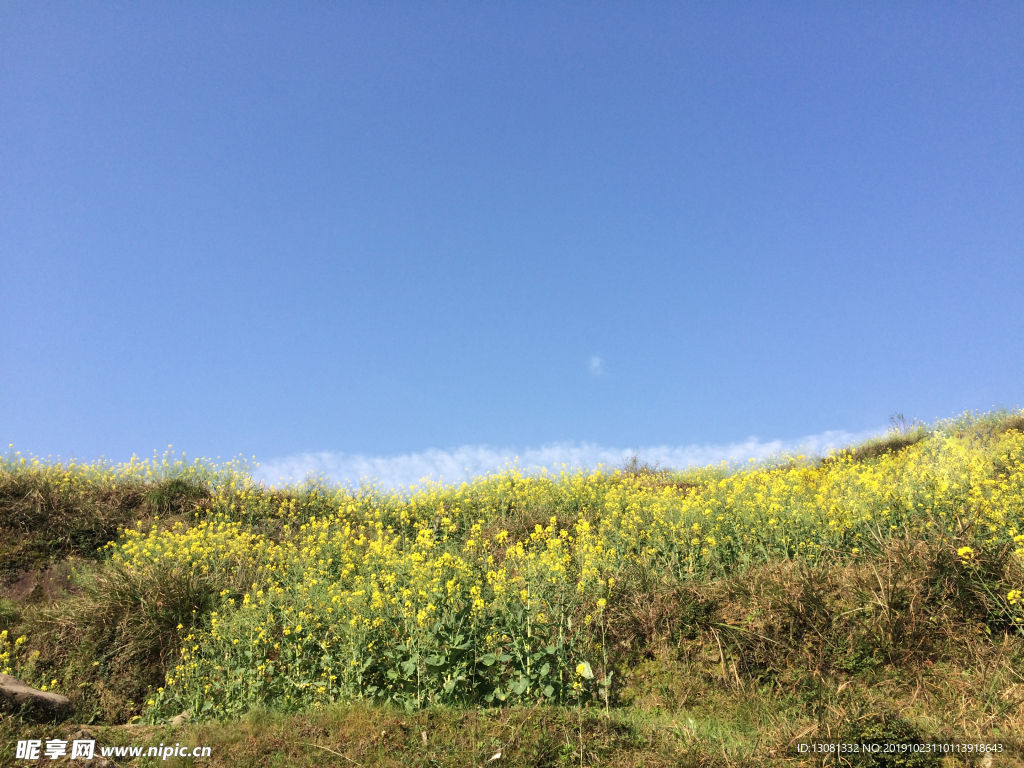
252, 426, 885, 491
589, 355, 605, 377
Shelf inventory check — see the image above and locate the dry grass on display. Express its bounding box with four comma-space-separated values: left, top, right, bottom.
0, 473, 209, 586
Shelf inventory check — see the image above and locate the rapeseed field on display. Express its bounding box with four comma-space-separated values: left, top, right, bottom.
2, 410, 1023, 765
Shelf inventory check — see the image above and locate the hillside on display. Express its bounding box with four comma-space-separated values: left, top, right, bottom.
2, 410, 1024, 767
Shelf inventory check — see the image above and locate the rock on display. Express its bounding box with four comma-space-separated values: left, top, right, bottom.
68, 728, 115, 767
169, 711, 190, 727
0, 674, 72, 721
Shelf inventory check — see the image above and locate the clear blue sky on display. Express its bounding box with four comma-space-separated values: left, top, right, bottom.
2, 2, 1022, 479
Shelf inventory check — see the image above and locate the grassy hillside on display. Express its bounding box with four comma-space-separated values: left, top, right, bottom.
2, 410, 1024, 766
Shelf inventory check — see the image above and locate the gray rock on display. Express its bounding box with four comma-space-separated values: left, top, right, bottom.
0, 674, 72, 721
67, 730, 115, 768
169, 710, 190, 727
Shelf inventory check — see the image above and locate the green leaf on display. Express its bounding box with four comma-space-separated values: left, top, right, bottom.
543, 685, 554, 698
540, 662, 550, 677
478, 653, 496, 666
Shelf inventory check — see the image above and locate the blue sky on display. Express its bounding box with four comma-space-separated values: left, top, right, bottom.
2, 3, 1021, 487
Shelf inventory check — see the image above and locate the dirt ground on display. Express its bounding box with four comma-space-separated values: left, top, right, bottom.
0, 561, 80, 604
